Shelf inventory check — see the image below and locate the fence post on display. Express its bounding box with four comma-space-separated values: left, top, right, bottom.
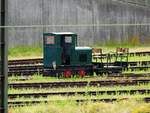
1, 0, 8, 113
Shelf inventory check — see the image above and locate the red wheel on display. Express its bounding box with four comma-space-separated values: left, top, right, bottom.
63, 70, 72, 78
78, 70, 86, 77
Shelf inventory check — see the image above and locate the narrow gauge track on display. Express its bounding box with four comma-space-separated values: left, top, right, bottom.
8, 60, 150, 70
8, 57, 150, 76
8, 58, 150, 67
8, 58, 150, 70
108, 73, 150, 78
8, 58, 43, 65
8, 67, 150, 78
8, 65, 150, 76
8, 89, 150, 99
9, 65, 43, 70
8, 74, 150, 82
9, 65, 150, 71
8, 70, 43, 76
9, 79, 150, 89
9, 78, 32, 82
8, 97, 150, 107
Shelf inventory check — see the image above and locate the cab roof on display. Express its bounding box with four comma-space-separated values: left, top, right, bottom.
45, 32, 76, 35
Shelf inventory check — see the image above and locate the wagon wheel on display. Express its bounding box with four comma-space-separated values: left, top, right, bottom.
63, 70, 72, 78
78, 69, 86, 77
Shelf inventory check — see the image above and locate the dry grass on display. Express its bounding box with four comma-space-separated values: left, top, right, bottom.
9, 100, 150, 113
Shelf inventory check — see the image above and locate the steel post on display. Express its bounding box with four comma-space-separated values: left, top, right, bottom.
0, 0, 8, 113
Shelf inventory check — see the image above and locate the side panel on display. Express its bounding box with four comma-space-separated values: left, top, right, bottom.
43, 34, 62, 68
44, 47, 62, 67
71, 49, 92, 65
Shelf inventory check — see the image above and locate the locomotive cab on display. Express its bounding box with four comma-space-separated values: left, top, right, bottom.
43, 32, 77, 68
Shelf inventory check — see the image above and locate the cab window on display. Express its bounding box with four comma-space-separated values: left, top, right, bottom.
65, 36, 72, 43
46, 36, 55, 44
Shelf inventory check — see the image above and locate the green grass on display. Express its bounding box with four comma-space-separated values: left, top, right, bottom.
8, 46, 42, 59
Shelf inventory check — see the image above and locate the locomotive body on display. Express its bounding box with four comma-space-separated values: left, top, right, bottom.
43, 32, 93, 77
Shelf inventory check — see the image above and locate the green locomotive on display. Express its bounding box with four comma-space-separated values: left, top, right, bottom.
43, 32, 93, 77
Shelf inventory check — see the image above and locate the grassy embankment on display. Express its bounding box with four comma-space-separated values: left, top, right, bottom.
9, 100, 150, 113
